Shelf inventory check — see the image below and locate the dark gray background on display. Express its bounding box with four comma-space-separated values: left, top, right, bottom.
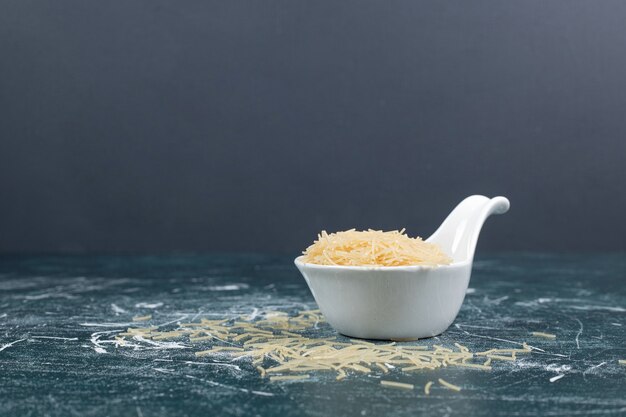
1, 1, 625, 254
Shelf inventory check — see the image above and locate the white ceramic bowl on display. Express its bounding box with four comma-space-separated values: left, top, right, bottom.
295, 195, 510, 340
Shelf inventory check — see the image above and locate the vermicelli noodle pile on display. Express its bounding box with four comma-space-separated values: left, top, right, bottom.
301, 229, 452, 267
115, 309, 533, 385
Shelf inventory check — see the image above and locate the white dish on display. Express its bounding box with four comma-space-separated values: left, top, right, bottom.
295, 195, 510, 340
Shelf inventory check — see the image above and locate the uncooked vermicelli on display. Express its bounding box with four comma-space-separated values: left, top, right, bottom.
302, 229, 452, 267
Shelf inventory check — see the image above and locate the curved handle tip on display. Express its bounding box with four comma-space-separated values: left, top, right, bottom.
490, 196, 510, 215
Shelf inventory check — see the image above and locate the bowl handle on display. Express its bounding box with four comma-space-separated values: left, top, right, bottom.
426, 195, 510, 263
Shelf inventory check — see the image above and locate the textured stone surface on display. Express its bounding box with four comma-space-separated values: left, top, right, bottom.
0, 253, 624, 416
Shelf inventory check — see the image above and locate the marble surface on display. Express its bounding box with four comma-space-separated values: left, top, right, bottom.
0, 253, 625, 417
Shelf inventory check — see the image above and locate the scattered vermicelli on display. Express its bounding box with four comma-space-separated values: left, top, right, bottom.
117, 309, 532, 384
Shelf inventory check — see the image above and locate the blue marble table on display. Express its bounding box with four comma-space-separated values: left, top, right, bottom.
0, 253, 625, 416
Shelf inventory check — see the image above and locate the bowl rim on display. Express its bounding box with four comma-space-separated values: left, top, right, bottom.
294, 256, 470, 271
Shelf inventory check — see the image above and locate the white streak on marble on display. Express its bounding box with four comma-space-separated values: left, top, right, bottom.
529, 351, 570, 359
135, 302, 164, 309
549, 374, 565, 382
183, 361, 241, 370
88, 330, 190, 351
111, 304, 127, 314
90, 330, 120, 353
574, 318, 583, 349
451, 330, 547, 353
156, 315, 188, 328
515, 297, 589, 307
132, 335, 189, 350
31, 336, 79, 341
250, 390, 275, 397
0, 338, 26, 353
23, 293, 76, 301
184, 374, 274, 396
583, 362, 608, 375
80, 322, 137, 327
204, 284, 250, 291
483, 296, 509, 305
455, 323, 501, 330
246, 308, 261, 320
154, 368, 176, 374
546, 364, 572, 373
570, 305, 626, 313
